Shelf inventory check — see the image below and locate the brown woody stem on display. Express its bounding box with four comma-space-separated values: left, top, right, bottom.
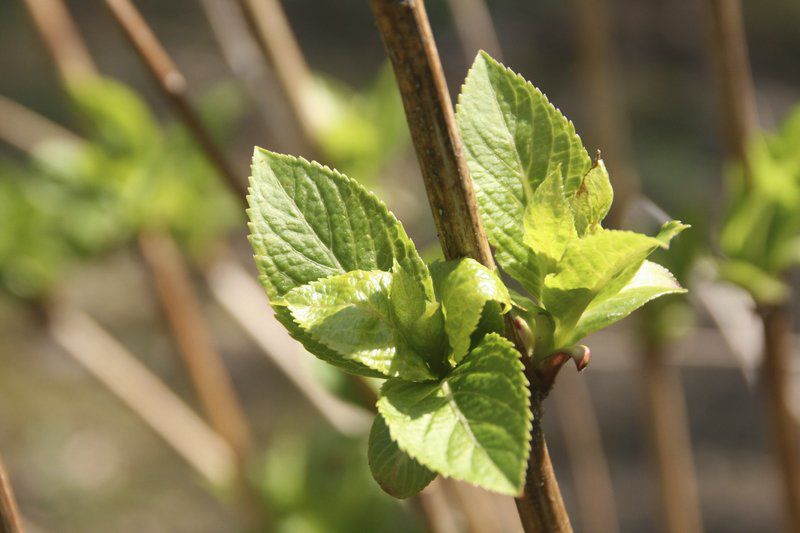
0, 454, 23, 533
103, 0, 246, 198
369, 1, 570, 531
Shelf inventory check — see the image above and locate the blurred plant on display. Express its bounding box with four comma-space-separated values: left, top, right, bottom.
311, 65, 409, 185
717, 105, 800, 304
247, 52, 688, 499
256, 431, 423, 533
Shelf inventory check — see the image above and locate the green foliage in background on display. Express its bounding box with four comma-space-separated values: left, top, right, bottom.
0, 77, 241, 299
718, 105, 800, 304
258, 431, 423, 533
312, 65, 409, 184
247, 52, 686, 498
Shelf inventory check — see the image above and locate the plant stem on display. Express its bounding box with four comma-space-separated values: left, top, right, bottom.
553, 370, 620, 533
444, 0, 503, 62
102, 0, 246, 198
46, 302, 238, 487
234, 0, 321, 158
0, 454, 23, 533
641, 338, 704, 533
705, 0, 757, 186
368, 1, 570, 530
759, 304, 800, 532
568, 0, 638, 227
21, 0, 97, 84
137, 231, 253, 463
0, 94, 84, 153
706, 2, 800, 530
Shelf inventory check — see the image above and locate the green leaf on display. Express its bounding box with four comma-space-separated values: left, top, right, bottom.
283, 270, 435, 381
522, 165, 577, 277
718, 259, 789, 305
247, 149, 431, 375
368, 414, 436, 499
430, 258, 512, 365
542, 230, 665, 345
571, 159, 613, 236
655, 220, 690, 248
390, 261, 448, 373
567, 261, 686, 344
456, 51, 591, 296
377, 333, 531, 496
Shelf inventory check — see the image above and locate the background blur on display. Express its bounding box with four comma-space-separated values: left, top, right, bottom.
0, 0, 799, 531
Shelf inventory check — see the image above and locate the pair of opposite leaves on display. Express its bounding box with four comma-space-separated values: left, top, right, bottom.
247, 51, 686, 497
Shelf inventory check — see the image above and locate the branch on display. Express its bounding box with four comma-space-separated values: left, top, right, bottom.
705, 0, 758, 180
0, 454, 24, 533
103, 0, 246, 198
204, 258, 372, 437
137, 231, 253, 463
235, 0, 320, 158
0, 94, 84, 154
21, 0, 97, 84
444, 0, 503, 62
46, 302, 237, 487
368, 1, 569, 531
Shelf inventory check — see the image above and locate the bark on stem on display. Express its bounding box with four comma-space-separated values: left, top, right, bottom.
368, 1, 570, 531
103, 0, 246, 198
759, 305, 800, 533
705, 0, 757, 185
641, 339, 704, 533
0, 455, 23, 533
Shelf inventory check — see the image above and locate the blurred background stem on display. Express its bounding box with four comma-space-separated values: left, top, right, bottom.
706, 0, 800, 531
0, 453, 23, 533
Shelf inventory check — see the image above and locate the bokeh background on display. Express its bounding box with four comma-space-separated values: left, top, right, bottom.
0, 0, 799, 531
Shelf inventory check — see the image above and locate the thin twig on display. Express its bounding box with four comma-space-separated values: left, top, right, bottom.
138, 231, 253, 462
569, 0, 638, 226
553, 370, 620, 533
21, 0, 97, 84
197, 0, 296, 152
705, 0, 758, 185
0, 94, 84, 153
46, 302, 238, 487
759, 304, 800, 532
706, 1, 800, 530
234, 0, 320, 158
0, 454, 24, 533
444, 0, 503, 62
204, 258, 372, 437
102, 0, 246, 198
640, 339, 704, 533
368, 1, 570, 531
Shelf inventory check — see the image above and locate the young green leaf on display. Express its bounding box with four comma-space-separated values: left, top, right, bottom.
368, 414, 436, 499
283, 270, 435, 381
542, 230, 667, 346
247, 148, 431, 375
570, 159, 613, 236
456, 51, 591, 296
522, 165, 577, 277
377, 333, 531, 496
429, 258, 512, 365
567, 261, 687, 345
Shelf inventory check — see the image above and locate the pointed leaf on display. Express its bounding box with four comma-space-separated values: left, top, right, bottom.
571, 159, 613, 236
377, 333, 531, 496
368, 414, 436, 499
522, 165, 577, 276
568, 261, 686, 344
542, 230, 664, 345
456, 51, 591, 296
247, 149, 431, 375
430, 259, 512, 364
283, 270, 435, 381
